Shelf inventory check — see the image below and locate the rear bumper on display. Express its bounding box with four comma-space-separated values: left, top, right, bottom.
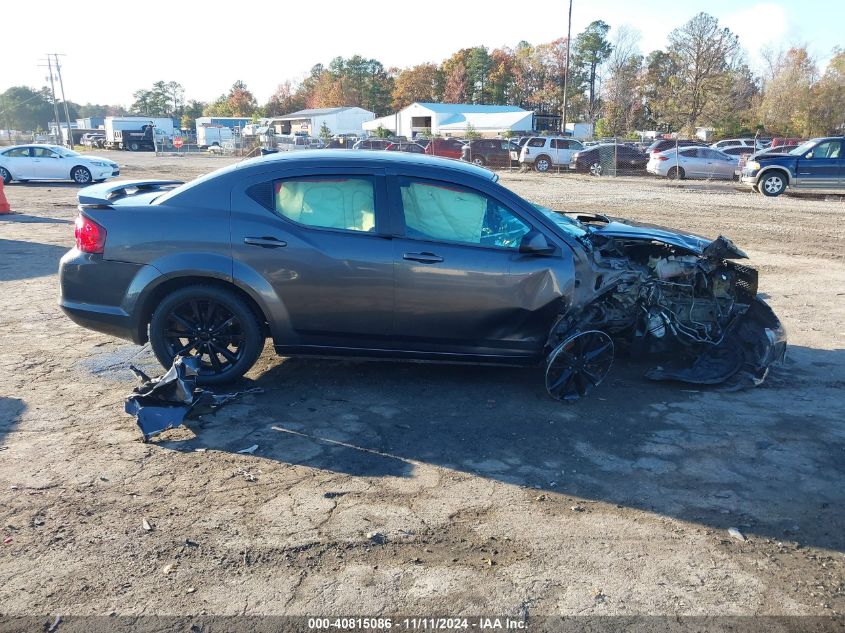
59, 248, 153, 343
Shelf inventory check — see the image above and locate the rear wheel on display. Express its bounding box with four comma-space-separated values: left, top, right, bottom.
71, 166, 92, 184
667, 166, 685, 180
149, 285, 264, 385
760, 172, 786, 196
0, 167, 11, 184
534, 155, 552, 172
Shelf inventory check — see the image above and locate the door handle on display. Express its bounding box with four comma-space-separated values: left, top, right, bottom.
403, 251, 443, 264
244, 236, 287, 248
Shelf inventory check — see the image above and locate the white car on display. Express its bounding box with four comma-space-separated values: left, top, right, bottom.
0, 144, 119, 185
647, 147, 739, 180
517, 136, 584, 172
710, 138, 764, 151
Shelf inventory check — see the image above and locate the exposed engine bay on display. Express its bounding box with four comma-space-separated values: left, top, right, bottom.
544, 222, 787, 401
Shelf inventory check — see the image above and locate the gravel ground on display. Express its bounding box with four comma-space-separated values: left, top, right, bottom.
0, 153, 843, 627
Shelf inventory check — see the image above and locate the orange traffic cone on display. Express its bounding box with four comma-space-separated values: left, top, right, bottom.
0, 178, 11, 214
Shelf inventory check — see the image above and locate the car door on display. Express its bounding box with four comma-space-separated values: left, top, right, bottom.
230, 168, 395, 351
675, 148, 700, 177
702, 148, 734, 179
795, 139, 841, 188
31, 147, 66, 179
388, 174, 562, 358
1, 147, 35, 179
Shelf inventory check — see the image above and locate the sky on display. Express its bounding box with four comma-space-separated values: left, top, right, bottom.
1, 0, 841, 107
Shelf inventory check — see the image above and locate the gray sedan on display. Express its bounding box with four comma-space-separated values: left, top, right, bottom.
647, 146, 739, 180
58, 151, 785, 400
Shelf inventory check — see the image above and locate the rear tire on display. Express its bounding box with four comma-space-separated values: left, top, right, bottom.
667, 166, 685, 180
534, 155, 552, 172
149, 285, 264, 386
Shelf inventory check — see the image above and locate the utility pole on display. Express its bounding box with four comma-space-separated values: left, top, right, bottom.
52, 54, 74, 148
42, 57, 62, 144
561, 0, 573, 136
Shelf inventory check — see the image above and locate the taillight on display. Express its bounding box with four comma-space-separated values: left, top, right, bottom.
657, 156, 669, 161
74, 214, 107, 254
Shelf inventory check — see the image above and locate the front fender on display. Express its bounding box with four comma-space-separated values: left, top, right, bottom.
756, 164, 793, 185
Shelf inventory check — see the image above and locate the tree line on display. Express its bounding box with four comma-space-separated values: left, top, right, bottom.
2, 12, 842, 138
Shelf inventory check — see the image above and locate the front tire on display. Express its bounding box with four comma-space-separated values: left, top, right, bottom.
129, 142, 140, 151
534, 155, 552, 172
760, 173, 786, 196
0, 167, 11, 184
149, 285, 264, 386
589, 162, 603, 176
71, 166, 92, 184
472, 156, 485, 166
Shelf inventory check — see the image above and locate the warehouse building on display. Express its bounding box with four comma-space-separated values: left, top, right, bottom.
362, 103, 534, 138
265, 107, 375, 137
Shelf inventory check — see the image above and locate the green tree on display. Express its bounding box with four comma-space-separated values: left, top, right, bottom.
661, 13, 742, 133
373, 124, 392, 138
572, 20, 613, 123
180, 99, 206, 131
464, 123, 481, 139
0, 86, 57, 130
130, 81, 184, 117
319, 121, 332, 140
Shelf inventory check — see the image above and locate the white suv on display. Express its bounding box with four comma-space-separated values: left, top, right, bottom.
517, 137, 584, 172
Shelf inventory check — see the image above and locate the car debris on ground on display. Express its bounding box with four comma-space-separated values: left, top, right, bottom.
124, 356, 262, 441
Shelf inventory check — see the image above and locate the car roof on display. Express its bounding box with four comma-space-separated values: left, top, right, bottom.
2, 144, 63, 151
237, 149, 496, 179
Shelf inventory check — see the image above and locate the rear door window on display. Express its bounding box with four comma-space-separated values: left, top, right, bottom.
3, 147, 31, 158
273, 176, 377, 233
527, 138, 546, 148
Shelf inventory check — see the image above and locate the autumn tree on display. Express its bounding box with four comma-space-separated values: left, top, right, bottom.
443, 61, 469, 103
812, 48, 844, 135
756, 47, 817, 136
392, 63, 443, 110
266, 81, 306, 116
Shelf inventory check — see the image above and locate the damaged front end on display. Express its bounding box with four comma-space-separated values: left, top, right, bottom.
544, 222, 787, 401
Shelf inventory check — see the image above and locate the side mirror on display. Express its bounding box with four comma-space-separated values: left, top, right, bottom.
519, 230, 555, 255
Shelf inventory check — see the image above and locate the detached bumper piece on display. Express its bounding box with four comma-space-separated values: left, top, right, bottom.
645, 298, 787, 388
125, 356, 261, 441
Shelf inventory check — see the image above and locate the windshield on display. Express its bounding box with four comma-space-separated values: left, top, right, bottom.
532, 204, 588, 238
55, 147, 80, 157
788, 140, 816, 156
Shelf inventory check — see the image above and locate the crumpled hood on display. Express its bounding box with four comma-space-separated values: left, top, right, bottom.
591, 218, 747, 259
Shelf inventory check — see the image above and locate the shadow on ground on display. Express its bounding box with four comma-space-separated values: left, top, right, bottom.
128, 342, 845, 552
0, 397, 26, 448
0, 214, 72, 224
0, 239, 67, 282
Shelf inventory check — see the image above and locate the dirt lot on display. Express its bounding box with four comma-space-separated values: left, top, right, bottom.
1, 153, 844, 627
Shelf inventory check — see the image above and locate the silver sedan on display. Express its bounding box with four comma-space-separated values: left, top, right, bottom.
647, 147, 739, 180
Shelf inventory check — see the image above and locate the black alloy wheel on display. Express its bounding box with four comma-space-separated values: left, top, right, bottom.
545, 330, 614, 401
150, 286, 263, 385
